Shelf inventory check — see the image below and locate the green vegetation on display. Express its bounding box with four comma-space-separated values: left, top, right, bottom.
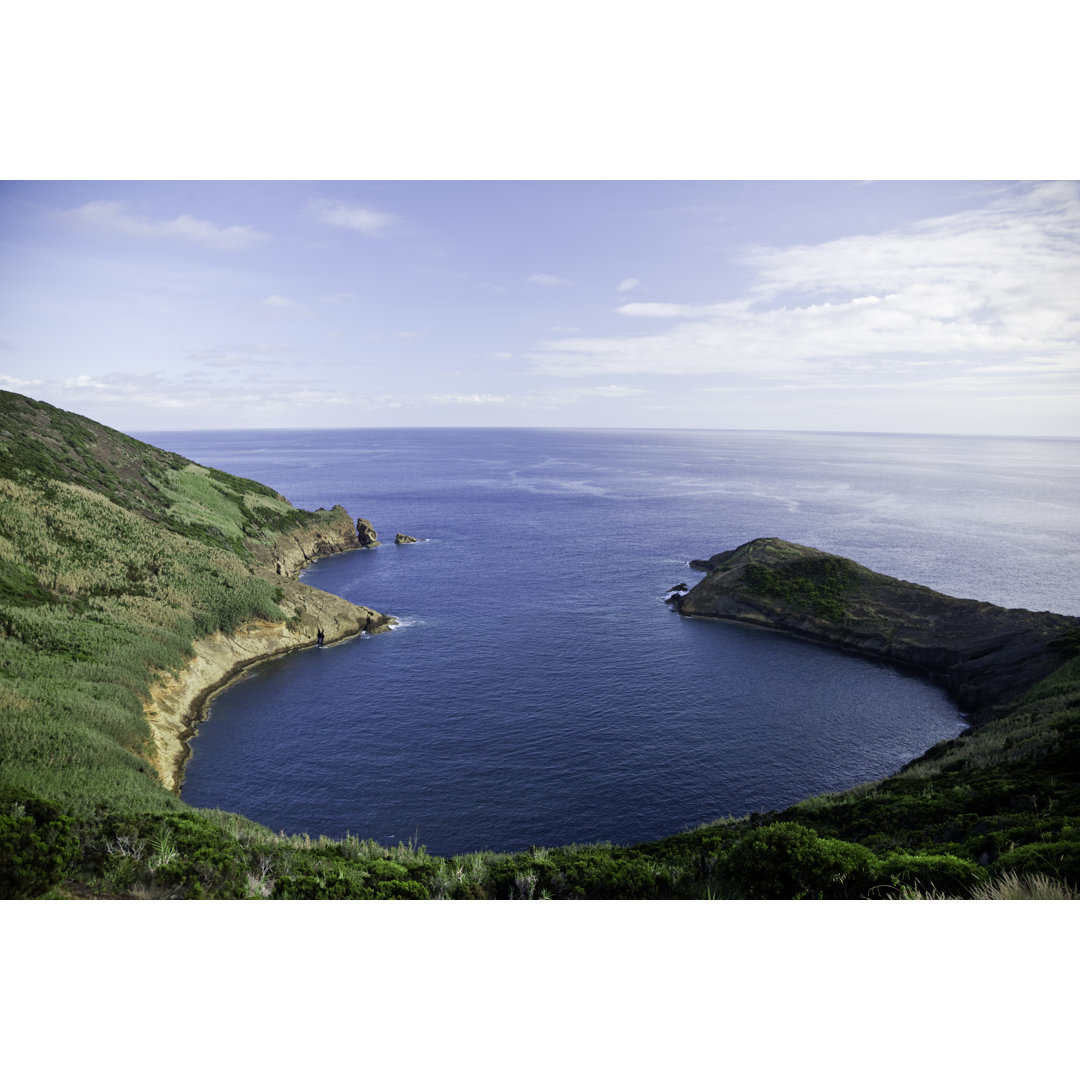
0, 392, 349, 821
743, 554, 857, 620
2, 390, 1078, 899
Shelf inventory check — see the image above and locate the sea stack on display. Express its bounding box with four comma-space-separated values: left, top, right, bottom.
356, 518, 380, 547
395, 532, 419, 544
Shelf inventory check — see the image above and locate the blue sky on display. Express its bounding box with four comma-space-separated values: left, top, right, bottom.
2, 179, 1078, 435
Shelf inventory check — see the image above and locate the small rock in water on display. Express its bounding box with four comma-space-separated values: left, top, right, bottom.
395, 533, 419, 544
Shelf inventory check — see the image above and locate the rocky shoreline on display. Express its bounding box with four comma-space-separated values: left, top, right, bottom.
670, 537, 1080, 717
143, 512, 394, 792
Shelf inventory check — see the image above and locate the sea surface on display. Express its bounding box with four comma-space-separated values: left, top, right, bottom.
136, 428, 1080, 855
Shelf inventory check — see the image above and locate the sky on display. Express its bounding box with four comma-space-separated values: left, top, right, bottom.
1, 179, 1078, 435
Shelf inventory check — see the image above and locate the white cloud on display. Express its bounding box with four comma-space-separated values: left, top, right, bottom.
528, 384, 646, 405
617, 277, 640, 292
309, 199, 396, 235
528, 182, 1080, 398
615, 302, 697, 318
528, 273, 572, 287
261, 295, 296, 309
54, 201, 267, 249
13, 369, 351, 417
0, 372, 43, 388
428, 393, 508, 404
578, 384, 644, 398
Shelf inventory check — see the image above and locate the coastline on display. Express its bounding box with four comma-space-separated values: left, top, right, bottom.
672, 538, 1080, 716
143, 554, 392, 793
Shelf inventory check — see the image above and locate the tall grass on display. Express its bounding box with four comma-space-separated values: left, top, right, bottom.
0, 470, 292, 816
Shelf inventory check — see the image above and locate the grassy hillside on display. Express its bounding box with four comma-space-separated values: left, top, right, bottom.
2, 391, 1078, 899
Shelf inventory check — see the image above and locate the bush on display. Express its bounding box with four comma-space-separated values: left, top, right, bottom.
365, 858, 409, 882
721, 822, 877, 899
0, 790, 79, 898
272, 873, 375, 899
874, 853, 987, 897
992, 841, 1080, 888
374, 879, 429, 899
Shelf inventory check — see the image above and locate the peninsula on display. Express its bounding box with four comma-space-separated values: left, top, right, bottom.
669, 537, 1079, 715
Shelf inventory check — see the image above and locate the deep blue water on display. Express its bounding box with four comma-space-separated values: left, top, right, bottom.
136, 428, 1080, 855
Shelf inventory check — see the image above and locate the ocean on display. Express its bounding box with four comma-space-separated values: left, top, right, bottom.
135, 427, 1080, 856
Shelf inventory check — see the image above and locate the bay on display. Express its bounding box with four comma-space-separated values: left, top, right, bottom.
136, 428, 1080, 855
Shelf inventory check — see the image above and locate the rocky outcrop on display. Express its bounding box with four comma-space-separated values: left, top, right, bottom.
267, 505, 362, 576
145, 509, 394, 791
671, 537, 1080, 715
395, 532, 419, 544
356, 517, 380, 547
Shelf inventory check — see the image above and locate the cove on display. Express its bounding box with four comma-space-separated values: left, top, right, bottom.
163, 428, 1071, 855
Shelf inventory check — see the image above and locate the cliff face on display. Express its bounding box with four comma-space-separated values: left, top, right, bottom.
671, 538, 1080, 713
146, 574, 390, 791
264, 505, 363, 576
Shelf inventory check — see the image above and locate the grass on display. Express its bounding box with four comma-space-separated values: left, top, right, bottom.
743, 554, 858, 621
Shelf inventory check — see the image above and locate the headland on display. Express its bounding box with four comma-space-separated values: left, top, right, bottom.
669, 537, 1080, 717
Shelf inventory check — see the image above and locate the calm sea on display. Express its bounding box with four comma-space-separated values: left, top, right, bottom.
135, 428, 1080, 855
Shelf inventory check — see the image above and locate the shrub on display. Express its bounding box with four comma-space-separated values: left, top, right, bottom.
374, 879, 429, 899
991, 840, 1080, 888
0, 790, 80, 898
271, 873, 374, 899
874, 853, 987, 898
721, 821, 877, 899
365, 858, 409, 882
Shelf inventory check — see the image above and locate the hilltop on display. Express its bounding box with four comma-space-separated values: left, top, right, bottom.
2, 392, 1078, 899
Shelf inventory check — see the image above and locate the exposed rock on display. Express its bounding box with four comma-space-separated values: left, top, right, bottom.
265, 505, 362, 576
146, 577, 393, 793
395, 532, 419, 544
667, 582, 689, 594
356, 517, 380, 547
675, 537, 1080, 716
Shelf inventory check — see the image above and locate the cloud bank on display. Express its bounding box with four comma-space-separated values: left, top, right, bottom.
528, 182, 1080, 402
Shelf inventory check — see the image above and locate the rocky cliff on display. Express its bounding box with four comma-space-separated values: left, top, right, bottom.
670, 537, 1080, 714
265, 505, 364, 576
147, 570, 391, 791
356, 518, 380, 548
